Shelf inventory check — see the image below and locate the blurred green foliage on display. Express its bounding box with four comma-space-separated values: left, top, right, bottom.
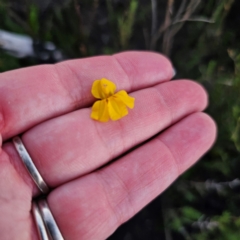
0, 0, 240, 239
117, 0, 138, 49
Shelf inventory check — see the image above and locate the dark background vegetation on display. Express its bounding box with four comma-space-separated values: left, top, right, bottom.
1, 0, 240, 239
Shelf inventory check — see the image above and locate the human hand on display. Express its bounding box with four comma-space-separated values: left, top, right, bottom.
0, 51, 216, 240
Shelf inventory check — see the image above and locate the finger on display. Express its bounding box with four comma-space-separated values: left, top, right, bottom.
0, 139, 38, 240
0, 51, 174, 140
4, 79, 207, 194
47, 112, 217, 240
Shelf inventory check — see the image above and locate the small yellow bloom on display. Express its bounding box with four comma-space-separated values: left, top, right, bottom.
91, 78, 135, 122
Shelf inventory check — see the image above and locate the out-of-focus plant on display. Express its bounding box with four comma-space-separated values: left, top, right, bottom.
117, 0, 138, 49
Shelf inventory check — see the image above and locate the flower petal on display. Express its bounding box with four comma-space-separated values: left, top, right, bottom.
108, 97, 128, 121
91, 99, 109, 122
91, 78, 116, 99
114, 90, 135, 109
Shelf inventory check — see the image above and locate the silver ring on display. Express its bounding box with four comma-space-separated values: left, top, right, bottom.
32, 202, 50, 240
12, 136, 49, 194
38, 199, 64, 240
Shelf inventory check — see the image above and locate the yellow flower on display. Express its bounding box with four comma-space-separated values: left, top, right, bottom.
91, 78, 135, 122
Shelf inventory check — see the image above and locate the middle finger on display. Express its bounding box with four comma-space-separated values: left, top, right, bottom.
4, 80, 207, 192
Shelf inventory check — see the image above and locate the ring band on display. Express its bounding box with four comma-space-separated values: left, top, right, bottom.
38, 199, 64, 240
32, 202, 50, 240
12, 136, 49, 194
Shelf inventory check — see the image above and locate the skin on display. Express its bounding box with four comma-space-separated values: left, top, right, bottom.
0, 51, 217, 240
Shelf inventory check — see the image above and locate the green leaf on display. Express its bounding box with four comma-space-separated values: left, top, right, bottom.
28, 4, 39, 35
181, 207, 202, 220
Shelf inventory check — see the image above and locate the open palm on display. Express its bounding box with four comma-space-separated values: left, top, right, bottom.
0, 51, 216, 240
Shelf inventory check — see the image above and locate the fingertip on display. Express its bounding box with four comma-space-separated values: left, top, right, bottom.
195, 112, 217, 149
153, 79, 209, 125
182, 112, 217, 171
174, 79, 209, 111
114, 51, 174, 90
159, 112, 217, 174
183, 112, 217, 157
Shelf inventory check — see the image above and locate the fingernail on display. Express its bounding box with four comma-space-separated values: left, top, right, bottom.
172, 68, 177, 78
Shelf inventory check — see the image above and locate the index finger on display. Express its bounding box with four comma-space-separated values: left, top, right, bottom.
0, 51, 173, 140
